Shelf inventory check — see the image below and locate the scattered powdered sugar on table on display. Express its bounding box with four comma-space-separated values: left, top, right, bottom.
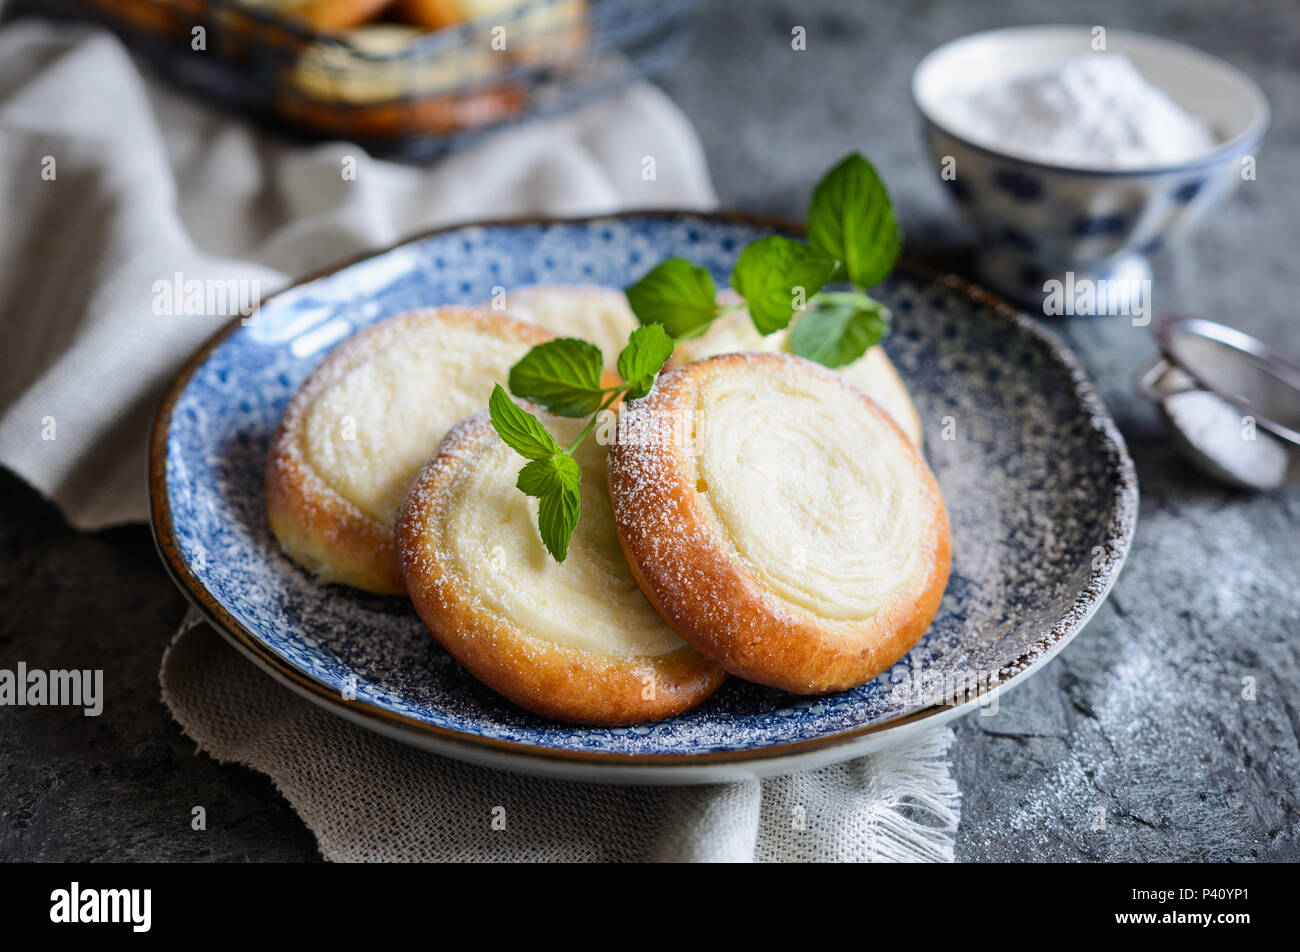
952, 54, 1216, 169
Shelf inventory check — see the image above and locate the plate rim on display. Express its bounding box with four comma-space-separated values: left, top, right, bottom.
148, 209, 1139, 778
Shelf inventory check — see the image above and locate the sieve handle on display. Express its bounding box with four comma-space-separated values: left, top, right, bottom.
1132, 354, 1201, 402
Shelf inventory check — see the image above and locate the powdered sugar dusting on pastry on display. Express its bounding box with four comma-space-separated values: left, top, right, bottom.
671, 292, 924, 446
394, 409, 725, 724
487, 283, 638, 370
608, 352, 951, 694
266, 306, 552, 592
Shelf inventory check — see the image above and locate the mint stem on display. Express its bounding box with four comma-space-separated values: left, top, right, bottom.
567, 390, 622, 454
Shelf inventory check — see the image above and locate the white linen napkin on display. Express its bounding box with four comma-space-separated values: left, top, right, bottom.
0, 18, 713, 528
0, 19, 960, 862
164, 610, 960, 863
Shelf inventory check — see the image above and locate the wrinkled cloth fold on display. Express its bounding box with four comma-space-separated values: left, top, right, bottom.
0, 19, 714, 528
163, 612, 960, 862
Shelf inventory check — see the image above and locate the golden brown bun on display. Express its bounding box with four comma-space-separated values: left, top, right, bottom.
669, 291, 924, 447
485, 283, 638, 371
284, 0, 398, 32
88, 0, 184, 37
510, 0, 589, 66
280, 85, 527, 138
396, 410, 726, 724
283, 22, 523, 138
394, 0, 464, 29
607, 353, 951, 694
265, 307, 554, 594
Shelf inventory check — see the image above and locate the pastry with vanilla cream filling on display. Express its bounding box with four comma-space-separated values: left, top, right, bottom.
670, 292, 923, 447
607, 353, 950, 694
289, 24, 495, 104
265, 307, 553, 594
396, 409, 726, 724
485, 284, 639, 372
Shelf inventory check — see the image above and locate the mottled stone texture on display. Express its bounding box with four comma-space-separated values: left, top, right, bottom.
660, 0, 1299, 861
0, 471, 320, 860
2, 0, 1297, 861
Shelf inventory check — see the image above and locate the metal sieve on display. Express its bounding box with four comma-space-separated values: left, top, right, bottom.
1133, 316, 1300, 491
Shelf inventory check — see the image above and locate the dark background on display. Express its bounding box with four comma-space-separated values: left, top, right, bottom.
2, 0, 1297, 861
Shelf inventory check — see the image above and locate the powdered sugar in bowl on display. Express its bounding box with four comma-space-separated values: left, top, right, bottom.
912, 26, 1270, 314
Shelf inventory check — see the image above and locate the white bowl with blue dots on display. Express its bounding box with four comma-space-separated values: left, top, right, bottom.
913, 26, 1270, 314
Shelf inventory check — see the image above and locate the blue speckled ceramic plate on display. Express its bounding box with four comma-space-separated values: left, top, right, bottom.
150, 212, 1138, 783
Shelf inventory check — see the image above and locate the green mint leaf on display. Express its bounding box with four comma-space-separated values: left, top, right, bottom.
488, 385, 561, 460
513, 447, 581, 562
624, 258, 718, 339
730, 235, 837, 334
515, 451, 580, 498
807, 153, 900, 288
508, 338, 606, 417
616, 323, 675, 400
789, 296, 890, 368
536, 480, 580, 562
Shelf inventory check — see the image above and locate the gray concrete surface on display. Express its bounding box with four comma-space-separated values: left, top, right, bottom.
2, 0, 1297, 861
659, 0, 1300, 862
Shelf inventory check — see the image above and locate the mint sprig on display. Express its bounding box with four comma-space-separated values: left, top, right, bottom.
624, 258, 718, 339
508, 338, 607, 417
807, 153, 901, 288
731, 235, 837, 334
488, 325, 675, 562
488, 384, 581, 562
536, 480, 581, 563
788, 292, 890, 368
623, 152, 900, 369
488, 384, 563, 459
617, 324, 675, 400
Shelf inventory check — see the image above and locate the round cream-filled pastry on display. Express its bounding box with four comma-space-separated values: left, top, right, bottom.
670, 292, 923, 447
486, 284, 638, 372
265, 307, 553, 594
396, 410, 726, 724
290, 24, 497, 105
607, 353, 951, 695
277, 0, 396, 32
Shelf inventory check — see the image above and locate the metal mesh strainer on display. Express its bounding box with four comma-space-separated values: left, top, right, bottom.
1134, 316, 1300, 491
